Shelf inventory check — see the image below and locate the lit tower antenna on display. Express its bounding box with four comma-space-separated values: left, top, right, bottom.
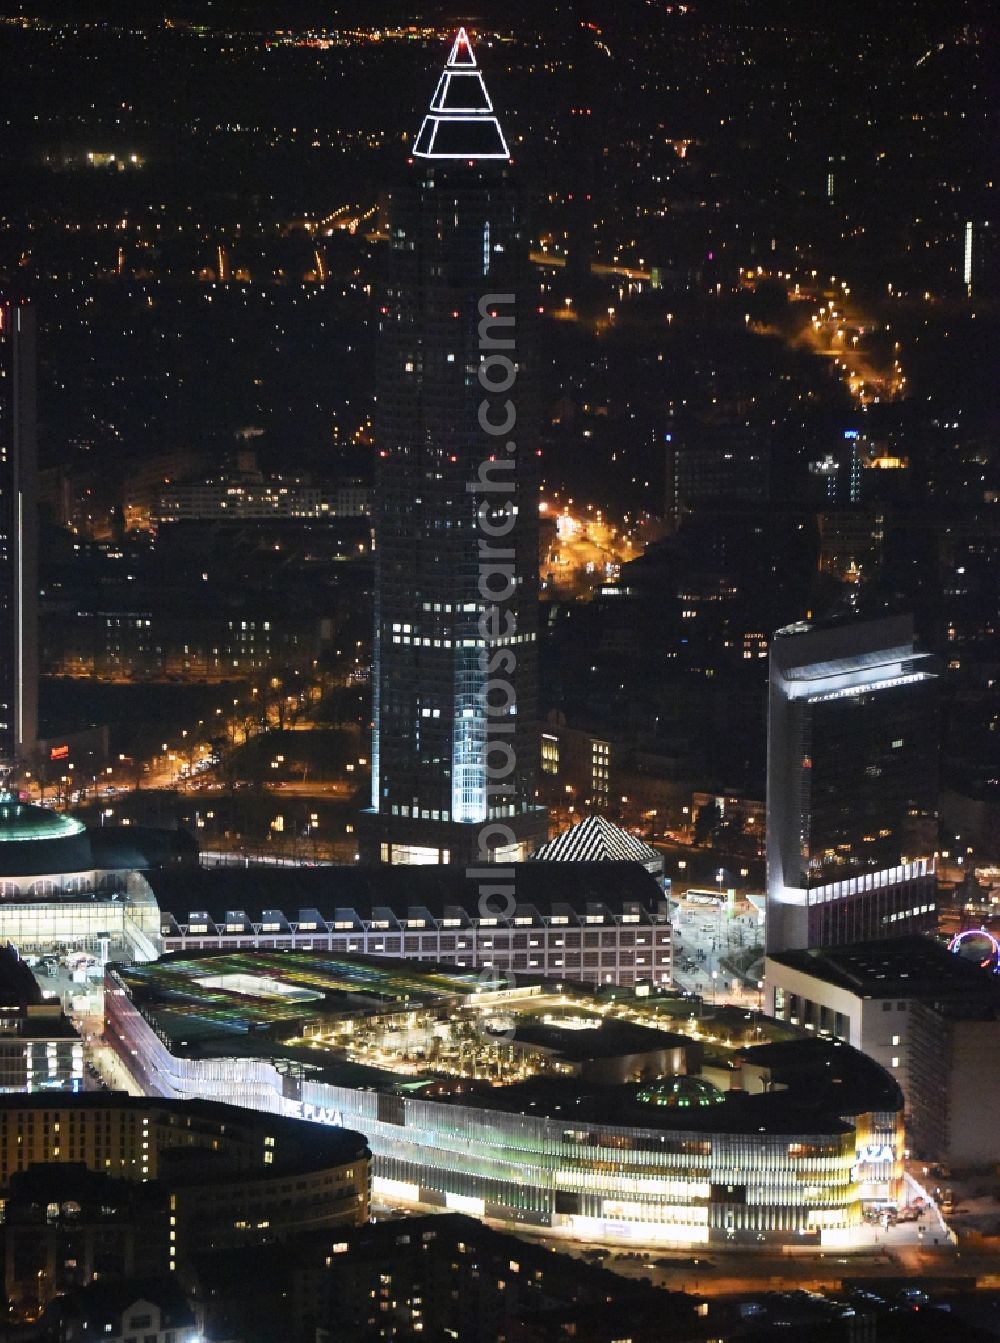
363, 26, 544, 865
413, 27, 510, 160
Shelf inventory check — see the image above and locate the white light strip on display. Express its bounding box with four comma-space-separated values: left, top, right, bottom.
446, 27, 477, 68
430, 71, 495, 114
411, 28, 510, 162
414, 115, 510, 161
805, 671, 931, 704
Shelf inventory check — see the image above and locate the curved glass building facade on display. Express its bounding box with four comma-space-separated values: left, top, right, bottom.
105, 961, 902, 1250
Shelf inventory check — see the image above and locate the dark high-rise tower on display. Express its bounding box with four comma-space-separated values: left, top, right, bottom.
362, 30, 545, 865
766, 616, 938, 954
0, 301, 38, 772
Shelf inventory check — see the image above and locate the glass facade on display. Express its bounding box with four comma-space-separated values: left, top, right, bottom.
801, 683, 937, 889
766, 617, 938, 953
364, 37, 543, 865
106, 970, 895, 1250
0, 876, 160, 961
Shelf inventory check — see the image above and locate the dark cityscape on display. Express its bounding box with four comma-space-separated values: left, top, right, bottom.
0, 0, 996, 1338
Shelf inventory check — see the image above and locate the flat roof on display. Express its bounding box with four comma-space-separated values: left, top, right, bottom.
440, 1075, 858, 1136
736, 1037, 904, 1115
767, 936, 1000, 1002
113, 948, 502, 1040
512, 1019, 691, 1062
110, 952, 900, 1136
146, 861, 665, 922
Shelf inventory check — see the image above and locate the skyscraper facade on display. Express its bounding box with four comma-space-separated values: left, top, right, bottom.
766, 616, 938, 954
0, 301, 38, 772
362, 30, 545, 865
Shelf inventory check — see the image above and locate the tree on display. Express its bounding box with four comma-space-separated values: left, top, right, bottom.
693, 801, 722, 845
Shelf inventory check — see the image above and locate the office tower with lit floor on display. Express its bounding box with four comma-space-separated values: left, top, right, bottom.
362, 29, 545, 865
0, 300, 38, 773
765, 615, 938, 953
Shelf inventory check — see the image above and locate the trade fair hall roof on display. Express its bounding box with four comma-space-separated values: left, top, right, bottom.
143, 861, 665, 924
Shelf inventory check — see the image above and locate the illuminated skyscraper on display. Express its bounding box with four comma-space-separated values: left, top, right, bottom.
0, 301, 38, 772
766, 616, 938, 953
361, 30, 544, 865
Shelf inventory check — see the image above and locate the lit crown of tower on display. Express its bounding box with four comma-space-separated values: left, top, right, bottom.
412, 27, 510, 160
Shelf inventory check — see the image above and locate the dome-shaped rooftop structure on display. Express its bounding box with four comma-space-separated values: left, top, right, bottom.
636, 1076, 724, 1109
0, 794, 92, 879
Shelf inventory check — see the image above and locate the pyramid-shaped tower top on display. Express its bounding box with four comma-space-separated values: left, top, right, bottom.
447, 27, 476, 67
413, 27, 510, 161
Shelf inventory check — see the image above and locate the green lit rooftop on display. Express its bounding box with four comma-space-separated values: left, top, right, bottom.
637, 1076, 725, 1108
114, 949, 503, 1040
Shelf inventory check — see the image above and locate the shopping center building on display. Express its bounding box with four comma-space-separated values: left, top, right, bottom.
105, 949, 903, 1250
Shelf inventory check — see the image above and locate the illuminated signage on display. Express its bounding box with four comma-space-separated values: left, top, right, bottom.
855, 1144, 894, 1164
50, 745, 70, 761
297, 1103, 345, 1128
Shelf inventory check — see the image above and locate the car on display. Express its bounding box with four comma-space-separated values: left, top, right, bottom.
899, 1289, 929, 1306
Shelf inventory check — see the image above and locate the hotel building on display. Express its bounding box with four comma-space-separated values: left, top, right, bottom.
766, 616, 938, 954
146, 862, 672, 989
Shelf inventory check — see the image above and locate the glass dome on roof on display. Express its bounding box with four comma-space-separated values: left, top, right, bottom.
636, 1076, 725, 1109
0, 795, 85, 842
0, 793, 92, 879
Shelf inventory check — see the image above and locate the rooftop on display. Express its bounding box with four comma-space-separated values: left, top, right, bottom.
439, 1074, 860, 1136
110, 951, 900, 1137
532, 814, 664, 871
0, 795, 85, 843
0, 793, 93, 878
412, 28, 510, 161
771, 614, 934, 688
735, 1037, 904, 1116
511, 1018, 690, 1063
146, 861, 666, 924
767, 936, 1000, 1002
114, 949, 495, 1041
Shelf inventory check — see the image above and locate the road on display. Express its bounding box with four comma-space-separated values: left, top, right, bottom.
539, 498, 661, 599
797, 295, 904, 407
515, 1236, 1000, 1296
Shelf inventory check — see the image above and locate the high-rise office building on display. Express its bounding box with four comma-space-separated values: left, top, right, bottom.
665, 415, 769, 530
362, 30, 545, 865
0, 301, 38, 772
766, 616, 937, 954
